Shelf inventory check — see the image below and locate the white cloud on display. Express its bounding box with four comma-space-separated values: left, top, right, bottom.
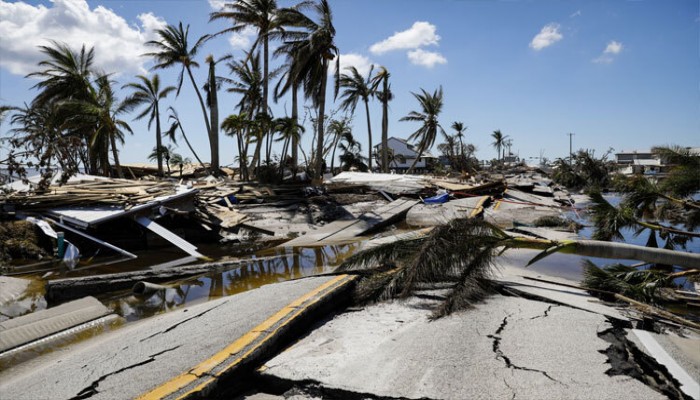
0, 0, 167, 76
529, 23, 563, 51
208, 0, 226, 10
228, 26, 257, 50
593, 40, 623, 64
407, 49, 446, 68
336, 53, 374, 77
603, 40, 623, 54
370, 21, 440, 54
570, 10, 582, 18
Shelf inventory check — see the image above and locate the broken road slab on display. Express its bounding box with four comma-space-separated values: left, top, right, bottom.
259, 295, 668, 400
0, 275, 355, 400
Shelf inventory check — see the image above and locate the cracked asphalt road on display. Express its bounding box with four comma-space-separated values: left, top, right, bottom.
259, 294, 667, 400
0, 276, 339, 400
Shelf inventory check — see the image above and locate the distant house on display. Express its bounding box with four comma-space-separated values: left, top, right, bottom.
374, 137, 437, 172
615, 148, 699, 176
615, 150, 655, 165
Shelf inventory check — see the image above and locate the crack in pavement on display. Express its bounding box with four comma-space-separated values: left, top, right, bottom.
139, 301, 229, 342
487, 313, 566, 386
529, 305, 555, 320
68, 345, 181, 399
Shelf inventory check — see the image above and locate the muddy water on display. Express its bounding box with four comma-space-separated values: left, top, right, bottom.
103, 243, 362, 322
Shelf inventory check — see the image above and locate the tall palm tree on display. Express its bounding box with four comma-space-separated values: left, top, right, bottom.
451, 121, 466, 161
273, 116, 304, 178
491, 129, 508, 161
122, 74, 176, 176
327, 118, 351, 174
371, 66, 392, 172
277, 0, 340, 179
274, 45, 304, 178
65, 74, 134, 178
210, 0, 287, 166
222, 112, 250, 180
144, 22, 215, 168
400, 87, 445, 174
339, 66, 375, 171
203, 54, 233, 172
27, 41, 98, 173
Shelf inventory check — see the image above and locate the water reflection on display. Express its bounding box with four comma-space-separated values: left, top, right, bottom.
106, 243, 360, 321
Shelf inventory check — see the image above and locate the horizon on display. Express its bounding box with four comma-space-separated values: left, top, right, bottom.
1, 0, 698, 169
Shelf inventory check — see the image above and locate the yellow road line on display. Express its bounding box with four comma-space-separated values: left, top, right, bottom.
137, 274, 353, 400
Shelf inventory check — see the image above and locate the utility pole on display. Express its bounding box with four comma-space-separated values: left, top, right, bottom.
567, 133, 575, 165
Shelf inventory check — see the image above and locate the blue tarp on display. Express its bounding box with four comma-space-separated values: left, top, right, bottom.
423, 193, 450, 204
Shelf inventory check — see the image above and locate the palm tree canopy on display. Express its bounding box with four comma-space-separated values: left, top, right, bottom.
27, 41, 95, 106
122, 74, 176, 129
400, 87, 445, 151
276, 0, 340, 105
209, 0, 280, 46
338, 65, 374, 114
144, 22, 209, 95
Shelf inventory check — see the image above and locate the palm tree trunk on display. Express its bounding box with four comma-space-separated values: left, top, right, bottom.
405, 145, 424, 175
208, 60, 220, 171
109, 134, 123, 178
177, 120, 207, 170
236, 128, 245, 180
185, 65, 212, 163
330, 133, 340, 174
155, 102, 164, 176
291, 83, 299, 180
381, 78, 388, 173
263, 36, 270, 165
508, 238, 700, 269
314, 60, 328, 180
364, 99, 373, 172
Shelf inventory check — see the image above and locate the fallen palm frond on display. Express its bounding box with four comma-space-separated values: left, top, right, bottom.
338, 218, 507, 318
336, 218, 700, 318
581, 260, 674, 303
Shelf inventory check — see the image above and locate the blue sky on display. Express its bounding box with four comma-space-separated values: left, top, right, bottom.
1, 0, 698, 167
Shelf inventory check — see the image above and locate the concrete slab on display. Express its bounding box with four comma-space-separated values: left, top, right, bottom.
283, 199, 418, 247
260, 295, 664, 400
405, 196, 488, 227
0, 276, 354, 400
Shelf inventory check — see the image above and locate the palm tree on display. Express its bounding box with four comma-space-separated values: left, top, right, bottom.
65, 74, 134, 177
144, 22, 215, 168
203, 54, 232, 173
338, 131, 366, 171
122, 74, 176, 176
491, 130, 508, 161
164, 107, 207, 171
277, 0, 340, 179
210, 0, 289, 166
273, 116, 304, 177
371, 66, 392, 173
327, 118, 351, 174
274, 45, 304, 180
399, 87, 445, 174
148, 144, 177, 174
26, 41, 98, 173
222, 112, 250, 180
339, 66, 375, 171
451, 121, 466, 161
337, 218, 700, 319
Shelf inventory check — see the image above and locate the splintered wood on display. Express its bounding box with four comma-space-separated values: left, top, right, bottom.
1, 178, 182, 211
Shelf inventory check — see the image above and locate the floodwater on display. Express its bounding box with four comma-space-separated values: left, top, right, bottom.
103, 243, 362, 322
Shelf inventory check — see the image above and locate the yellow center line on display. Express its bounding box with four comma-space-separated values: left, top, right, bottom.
137, 274, 353, 400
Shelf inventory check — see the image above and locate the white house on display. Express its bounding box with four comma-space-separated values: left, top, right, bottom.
374, 137, 437, 172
